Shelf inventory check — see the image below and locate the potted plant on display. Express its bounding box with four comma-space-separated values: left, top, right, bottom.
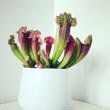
8, 12, 92, 110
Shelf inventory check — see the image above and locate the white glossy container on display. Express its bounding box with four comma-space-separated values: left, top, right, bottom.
18, 67, 69, 110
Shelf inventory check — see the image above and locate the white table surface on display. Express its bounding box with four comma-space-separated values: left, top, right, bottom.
0, 100, 109, 110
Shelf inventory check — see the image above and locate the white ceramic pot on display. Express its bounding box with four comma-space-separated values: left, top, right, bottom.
18, 67, 69, 110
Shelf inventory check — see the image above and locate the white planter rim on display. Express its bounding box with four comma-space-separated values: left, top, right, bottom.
22, 67, 68, 70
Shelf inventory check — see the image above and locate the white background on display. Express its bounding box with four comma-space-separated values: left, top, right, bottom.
0, 0, 110, 108
0, 0, 54, 104
54, 0, 110, 108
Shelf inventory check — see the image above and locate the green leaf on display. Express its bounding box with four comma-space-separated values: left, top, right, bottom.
65, 37, 81, 68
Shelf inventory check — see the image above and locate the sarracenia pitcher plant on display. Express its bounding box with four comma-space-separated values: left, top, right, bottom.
8, 12, 92, 68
